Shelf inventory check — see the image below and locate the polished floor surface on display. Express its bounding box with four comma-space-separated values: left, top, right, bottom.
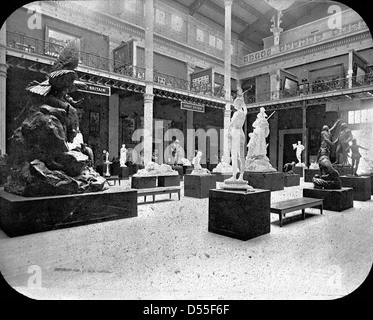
0, 177, 372, 300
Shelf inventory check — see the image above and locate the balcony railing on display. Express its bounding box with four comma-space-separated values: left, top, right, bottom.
245, 73, 373, 105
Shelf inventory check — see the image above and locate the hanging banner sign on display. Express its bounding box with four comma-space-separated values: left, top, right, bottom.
78, 83, 111, 96
181, 102, 205, 113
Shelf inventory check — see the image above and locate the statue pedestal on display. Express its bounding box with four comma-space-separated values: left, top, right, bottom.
208, 189, 270, 241
293, 166, 303, 177
158, 175, 180, 187
183, 165, 193, 175
184, 174, 216, 198
303, 187, 353, 211
119, 167, 130, 179
212, 172, 234, 182
243, 171, 284, 191
171, 165, 183, 180
131, 176, 157, 189
340, 175, 371, 201
361, 173, 373, 195
284, 174, 300, 187
103, 161, 113, 177
0, 187, 137, 237
304, 168, 320, 182
333, 164, 352, 176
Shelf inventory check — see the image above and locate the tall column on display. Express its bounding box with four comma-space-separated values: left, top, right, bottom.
0, 22, 7, 154
302, 102, 308, 167
143, 0, 154, 165
222, 0, 233, 163
108, 93, 119, 159
186, 62, 195, 160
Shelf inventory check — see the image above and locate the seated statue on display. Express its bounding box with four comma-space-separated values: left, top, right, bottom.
191, 151, 210, 175
312, 148, 341, 189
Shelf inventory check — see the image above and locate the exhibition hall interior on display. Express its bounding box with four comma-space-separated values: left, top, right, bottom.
0, 0, 372, 300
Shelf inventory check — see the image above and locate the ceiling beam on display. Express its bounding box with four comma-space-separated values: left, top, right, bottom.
203, 0, 249, 29
189, 0, 206, 16
233, 0, 266, 19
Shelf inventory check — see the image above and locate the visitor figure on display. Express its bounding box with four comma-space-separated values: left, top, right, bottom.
346, 139, 369, 176
292, 141, 305, 165
319, 119, 340, 160
120, 144, 127, 167
335, 123, 353, 165
313, 148, 341, 189
283, 161, 296, 174
226, 96, 247, 181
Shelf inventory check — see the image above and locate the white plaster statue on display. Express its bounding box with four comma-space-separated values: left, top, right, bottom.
120, 144, 127, 167
133, 161, 178, 177
191, 150, 210, 175
226, 96, 247, 182
245, 107, 276, 172
292, 140, 305, 166
222, 96, 253, 191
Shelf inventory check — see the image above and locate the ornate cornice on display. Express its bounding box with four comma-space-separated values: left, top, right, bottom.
242, 19, 370, 66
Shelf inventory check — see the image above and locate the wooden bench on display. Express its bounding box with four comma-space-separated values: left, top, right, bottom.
137, 186, 181, 203
270, 197, 323, 227
105, 175, 121, 186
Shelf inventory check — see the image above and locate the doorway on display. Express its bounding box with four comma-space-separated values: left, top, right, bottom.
278, 129, 305, 171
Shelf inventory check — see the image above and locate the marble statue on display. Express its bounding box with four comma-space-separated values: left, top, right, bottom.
133, 161, 178, 177
292, 141, 305, 166
312, 148, 341, 189
335, 123, 353, 165
191, 151, 210, 175
346, 138, 369, 176
120, 144, 127, 167
222, 96, 253, 191
5, 41, 106, 196
245, 107, 276, 172
170, 139, 183, 165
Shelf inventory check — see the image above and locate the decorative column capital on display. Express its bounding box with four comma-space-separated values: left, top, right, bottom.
224, 0, 233, 8
144, 93, 154, 103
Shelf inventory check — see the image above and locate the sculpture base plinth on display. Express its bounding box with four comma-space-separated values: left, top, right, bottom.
212, 172, 234, 182
171, 165, 183, 180
208, 189, 270, 241
119, 167, 130, 179
243, 171, 284, 191
293, 166, 303, 177
184, 174, 216, 198
333, 164, 352, 176
361, 173, 373, 195
284, 174, 300, 187
0, 187, 137, 237
131, 176, 157, 189
158, 175, 180, 187
340, 175, 371, 201
303, 187, 353, 211
304, 168, 320, 182
221, 179, 254, 191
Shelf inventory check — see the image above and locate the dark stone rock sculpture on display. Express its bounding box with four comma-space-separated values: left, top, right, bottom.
312, 148, 342, 189
5, 41, 106, 197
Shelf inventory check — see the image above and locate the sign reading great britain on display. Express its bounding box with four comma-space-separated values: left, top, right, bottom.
78, 83, 111, 96
180, 102, 205, 113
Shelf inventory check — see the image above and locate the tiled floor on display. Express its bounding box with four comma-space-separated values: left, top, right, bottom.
0, 178, 372, 300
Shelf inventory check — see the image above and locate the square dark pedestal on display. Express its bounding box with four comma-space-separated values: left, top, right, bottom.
293, 166, 303, 177
362, 173, 373, 195
0, 187, 138, 237
118, 167, 130, 179
208, 189, 270, 241
304, 169, 320, 182
333, 165, 352, 176
212, 172, 234, 182
158, 175, 180, 187
302, 187, 353, 211
172, 166, 183, 181
183, 165, 193, 175
340, 176, 371, 201
284, 174, 300, 187
184, 174, 217, 198
131, 176, 157, 189
243, 171, 284, 191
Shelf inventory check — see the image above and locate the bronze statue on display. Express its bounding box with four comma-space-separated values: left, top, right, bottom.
319, 119, 340, 160
346, 138, 369, 176
313, 148, 341, 189
335, 123, 353, 165
5, 41, 106, 196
